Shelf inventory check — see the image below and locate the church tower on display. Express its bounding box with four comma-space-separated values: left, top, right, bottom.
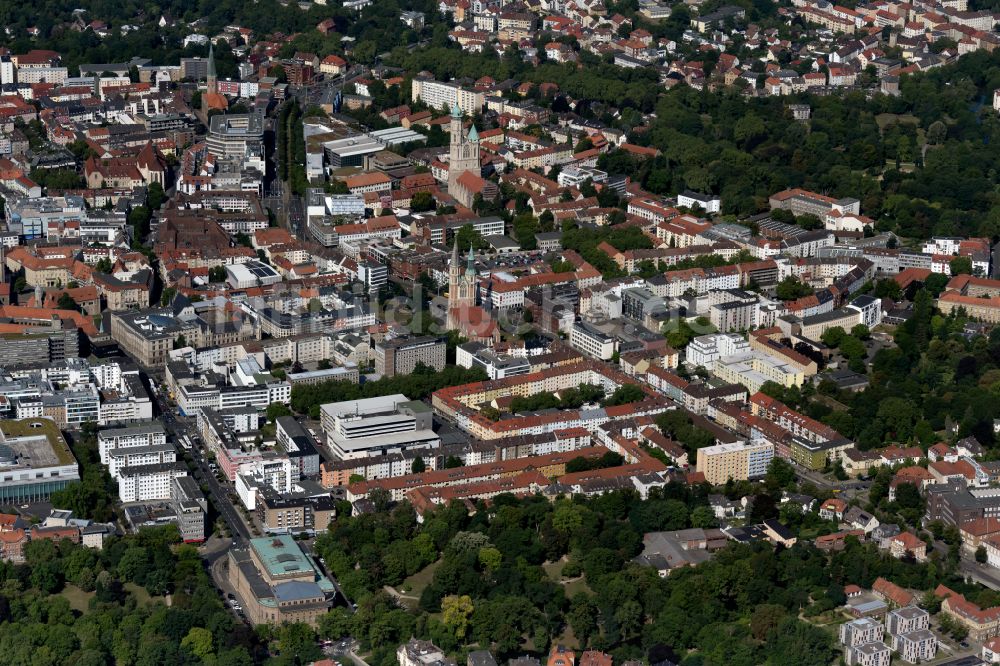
447, 103, 481, 198
201, 42, 228, 114
206, 43, 218, 97
448, 238, 461, 304
447, 238, 477, 330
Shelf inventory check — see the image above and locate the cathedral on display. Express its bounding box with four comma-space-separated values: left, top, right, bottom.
446, 238, 499, 344
447, 239, 477, 330
446, 104, 482, 209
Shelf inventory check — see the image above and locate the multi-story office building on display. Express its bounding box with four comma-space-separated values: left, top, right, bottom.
287, 366, 359, 387
255, 489, 337, 534
45, 387, 100, 426
374, 336, 446, 377
0, 419, 79, 503
275, 416, 321, 478
170, 475, 207, 542
320, 394, 439, 459
569, 321, 615, 361
621, 288, 667, 322
0, 329, 81, 367
206, 112, 265, 158
110, 310, 206, 367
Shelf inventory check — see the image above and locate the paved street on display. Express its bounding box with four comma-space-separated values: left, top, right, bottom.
960, 559, 1000, 590
155, 395, 251, 544
793, 466, 871, 499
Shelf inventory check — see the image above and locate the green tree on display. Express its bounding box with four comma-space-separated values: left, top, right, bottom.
266, 403, 292, 422
319, 608, 353, 640
874, 279, 902, 300
147, 182, 165, 210
567, 592, 599, 645
160, 287, 176, 307
180, 627, 213, 660
775, 276, 813, 301
478, 547, 502, 574
442, 594, 474, 639
411, 191, 435, 212
57, 293, 77, 311
750, 604, 786, 641
821, 326, 846, 348
454, 224, 488, 252
276, 623, 322, 663
950, 256, 973, 276
691, 505, 718, 528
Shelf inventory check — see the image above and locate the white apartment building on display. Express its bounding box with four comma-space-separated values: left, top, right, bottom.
886, 607, 929, 638
98, 423, 168, 466
411, 78, 484, 116
99, 394, 154, 424
106, 442, 176, 480
713, 351, 805, 393
16, 67, 68, 84
695, 441, 774, 485
922, 237, 964, 256
176, 382, 291, 417
845, 642, 890, 666
235, 457, 294, 510
557, 166, 608, 188
677, 191, 721, 214
840, 618, 885, 647
893, 630, 936, 664
710, 299, 758, 333
118, 462, 188, 502
685, 333, 749, 368
569, 321, 615, 361
848, 294, 882, 329
0, 57, 13, 85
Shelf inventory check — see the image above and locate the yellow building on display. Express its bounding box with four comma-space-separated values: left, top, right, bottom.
227, 534, 334, 627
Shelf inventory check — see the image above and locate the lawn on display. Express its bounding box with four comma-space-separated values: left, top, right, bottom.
125, 582, 168, 606
397, 559, 442, 608
543, 559, 567, 580
542, 624, 580, 650
875, 113, 920, 130
563, 577, 594, 598
543, 558, 594, 598
59, 585, 95, 613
